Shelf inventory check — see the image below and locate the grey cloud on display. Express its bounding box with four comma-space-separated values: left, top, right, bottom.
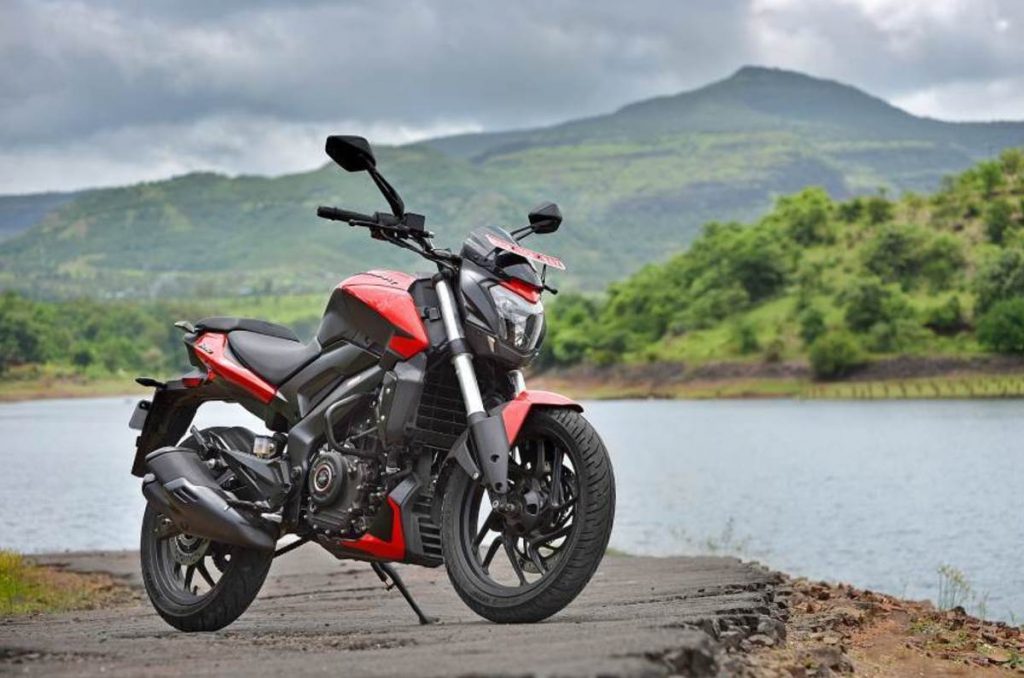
1, 0, 1022, 193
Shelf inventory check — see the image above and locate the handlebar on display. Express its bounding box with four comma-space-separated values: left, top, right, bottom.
316, 205, 376, 223
316, 204, 456, 269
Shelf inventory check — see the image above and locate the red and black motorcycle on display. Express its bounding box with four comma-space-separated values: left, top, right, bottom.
129, 135, 616, 631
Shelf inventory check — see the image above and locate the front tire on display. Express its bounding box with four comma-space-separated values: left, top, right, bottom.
441, 408, 615, 623
139, 427, 274, 632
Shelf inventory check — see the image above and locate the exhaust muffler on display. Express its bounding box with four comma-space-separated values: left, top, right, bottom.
142, 446, 277, 551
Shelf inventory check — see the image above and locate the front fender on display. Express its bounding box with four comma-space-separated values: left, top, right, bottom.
496, 390, 582, 444
438, 390, 581, 501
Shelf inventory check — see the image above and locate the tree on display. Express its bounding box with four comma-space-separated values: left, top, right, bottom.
837, 198, 863, 224
842, 278, 914, 334
865, 196, 893, 225
985, 199, 1014, 245
977, 161, 1004, 197
774, 187, 834, 245
978, 299, 1024, 354
862, 224, 926, 288
974, 248, 1024, 314
809, 331, 863, 380
1001, 148, 1023, 177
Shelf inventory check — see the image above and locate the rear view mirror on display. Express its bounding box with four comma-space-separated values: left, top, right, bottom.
325, 135, 376, 172
528, 202, 562, 234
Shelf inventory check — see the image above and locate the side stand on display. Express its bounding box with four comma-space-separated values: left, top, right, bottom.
370, 561, 437, 625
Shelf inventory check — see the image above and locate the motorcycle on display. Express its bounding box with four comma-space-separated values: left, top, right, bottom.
129, 135, 616, 631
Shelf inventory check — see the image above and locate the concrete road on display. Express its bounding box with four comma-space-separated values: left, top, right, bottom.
0, 550, 785, 677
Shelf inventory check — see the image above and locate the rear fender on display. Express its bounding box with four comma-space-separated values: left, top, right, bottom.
130, 376, 232, 477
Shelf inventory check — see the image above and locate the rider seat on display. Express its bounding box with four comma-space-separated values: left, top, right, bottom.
195, 317, 320, 386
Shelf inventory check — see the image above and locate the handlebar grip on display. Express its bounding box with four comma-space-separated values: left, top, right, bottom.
316, 205, 374, 223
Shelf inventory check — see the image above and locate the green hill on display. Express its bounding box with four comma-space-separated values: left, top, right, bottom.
3, 66, 1024, 298
1, 150, 1023, 394
540, 148, 1024, 379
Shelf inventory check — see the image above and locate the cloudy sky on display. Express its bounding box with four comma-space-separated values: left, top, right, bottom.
2, 0, 1022, 194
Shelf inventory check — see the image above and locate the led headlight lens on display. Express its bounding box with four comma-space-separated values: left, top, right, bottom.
489, 285, 544, 351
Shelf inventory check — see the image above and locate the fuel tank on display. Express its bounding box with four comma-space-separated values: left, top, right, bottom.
316, 270, 429, 359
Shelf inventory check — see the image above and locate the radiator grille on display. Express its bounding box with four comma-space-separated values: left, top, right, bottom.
414, 365, 467, 450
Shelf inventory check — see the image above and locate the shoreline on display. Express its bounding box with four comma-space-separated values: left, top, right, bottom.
533, 356, 1024, 400
3, 354, 1024, 404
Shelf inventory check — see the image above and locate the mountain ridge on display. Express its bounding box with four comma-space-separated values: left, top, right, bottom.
3, 65, 1023, 298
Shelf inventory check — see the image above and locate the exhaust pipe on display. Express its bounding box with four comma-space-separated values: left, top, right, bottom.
142, 446, 277, 551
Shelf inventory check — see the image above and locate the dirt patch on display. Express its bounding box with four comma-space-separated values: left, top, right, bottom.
737, 578, 1024, 676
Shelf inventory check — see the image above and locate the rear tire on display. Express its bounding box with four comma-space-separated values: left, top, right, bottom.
441, 408, 615, 623
139, 427, 274, 632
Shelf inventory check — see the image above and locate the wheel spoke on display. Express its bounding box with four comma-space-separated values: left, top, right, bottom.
197, 560, 216, 588
503, 538, 528, 585
530, 524, 572, 549
481, 536, 503, 572
473, 511, 496, 548
549, 446, 564, 508
526, 545, 548, 573
184, 564, 196, 591
534, 440, 546, 479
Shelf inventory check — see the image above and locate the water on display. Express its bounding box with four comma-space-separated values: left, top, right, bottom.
1, 397, 1021, 620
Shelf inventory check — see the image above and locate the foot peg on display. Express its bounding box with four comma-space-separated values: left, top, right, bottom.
371, 562, 437, 625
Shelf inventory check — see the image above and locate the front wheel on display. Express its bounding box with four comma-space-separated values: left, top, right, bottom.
441, 408, 615, 623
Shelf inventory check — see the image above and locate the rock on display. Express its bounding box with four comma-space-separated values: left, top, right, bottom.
747, 633, 776, 647
979, 645, 1012, 664
799, 646, 854, 674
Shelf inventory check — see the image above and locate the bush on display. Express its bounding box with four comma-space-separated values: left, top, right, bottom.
866, 317, 925, 353
798, 307, 826, 346
924, 296, 967, 335
730, 320, 760, 355
809, 331, 863, 380
978, 299, 1024, 354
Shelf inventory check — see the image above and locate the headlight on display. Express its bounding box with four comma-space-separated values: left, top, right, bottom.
489, 285, 544, 351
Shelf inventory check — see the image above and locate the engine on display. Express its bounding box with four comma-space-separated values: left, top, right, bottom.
304, 414, 387, 538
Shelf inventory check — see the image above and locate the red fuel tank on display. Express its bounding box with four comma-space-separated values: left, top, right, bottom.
316, 270, 429, 359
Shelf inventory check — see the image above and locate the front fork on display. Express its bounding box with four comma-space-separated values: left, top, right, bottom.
435, 279, 516, 499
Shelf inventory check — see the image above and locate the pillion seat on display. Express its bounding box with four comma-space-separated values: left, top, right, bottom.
194, 316, 300, 342
194, 316, 320, 386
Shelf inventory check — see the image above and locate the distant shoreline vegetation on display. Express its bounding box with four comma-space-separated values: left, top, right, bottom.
538, 149, 1024, 381
0, 150, 1023, 395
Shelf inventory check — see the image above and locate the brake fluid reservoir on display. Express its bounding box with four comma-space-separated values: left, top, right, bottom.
251, 435, 278, 459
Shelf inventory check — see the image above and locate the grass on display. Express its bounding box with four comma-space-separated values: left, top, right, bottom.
0, 550, 132, 616
805, 374, 1024, 400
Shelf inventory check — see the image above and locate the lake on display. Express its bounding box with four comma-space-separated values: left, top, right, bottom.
1, 396, 1021, 621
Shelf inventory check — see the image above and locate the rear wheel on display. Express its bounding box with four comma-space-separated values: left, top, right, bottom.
441, 408, 615, 623
139, 428, 274, 632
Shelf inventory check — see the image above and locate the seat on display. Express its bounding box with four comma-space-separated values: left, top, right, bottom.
195, 316, 300, 342
227, 331, 321, 386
